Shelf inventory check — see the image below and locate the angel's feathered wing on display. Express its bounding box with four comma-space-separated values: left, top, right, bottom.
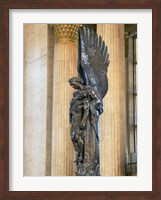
77, 26, 110, 99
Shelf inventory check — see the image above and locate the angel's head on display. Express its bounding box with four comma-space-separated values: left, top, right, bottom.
69, 77, 84, 90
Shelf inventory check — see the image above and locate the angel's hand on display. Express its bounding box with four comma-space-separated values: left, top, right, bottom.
79, 122, 86, 130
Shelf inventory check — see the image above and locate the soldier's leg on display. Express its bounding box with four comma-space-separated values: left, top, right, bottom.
77, 130, 84, 162
81, 100, 89, 128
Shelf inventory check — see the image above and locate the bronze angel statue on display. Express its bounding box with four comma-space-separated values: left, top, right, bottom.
69, 26, 110, 176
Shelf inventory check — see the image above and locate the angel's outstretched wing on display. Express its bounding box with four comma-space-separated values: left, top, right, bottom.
77, 26, 110, 99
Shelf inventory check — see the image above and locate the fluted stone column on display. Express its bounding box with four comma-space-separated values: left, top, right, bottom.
51, 25, 82, 176
97, 24, 126, 176
24, 24, 54, 176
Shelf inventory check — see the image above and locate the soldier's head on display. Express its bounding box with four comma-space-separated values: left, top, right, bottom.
69, 77, 84, 89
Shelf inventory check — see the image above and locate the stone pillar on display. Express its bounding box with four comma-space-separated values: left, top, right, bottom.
126, 36, 134, 155
97, 24, 126, 176
24, 24, 54, 176
51, 25, 82, 176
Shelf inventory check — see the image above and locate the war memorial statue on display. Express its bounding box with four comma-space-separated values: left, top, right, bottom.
69, 26, 110, 176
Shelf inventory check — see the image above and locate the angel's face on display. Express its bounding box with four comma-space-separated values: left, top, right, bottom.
71, 81, 80, 89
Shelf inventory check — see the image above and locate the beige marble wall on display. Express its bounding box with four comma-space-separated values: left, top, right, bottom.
97, 24, 127, 176
24, 24, 54, 176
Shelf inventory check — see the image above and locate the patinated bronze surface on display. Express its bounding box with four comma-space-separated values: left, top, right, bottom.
69, 26, 110, 176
